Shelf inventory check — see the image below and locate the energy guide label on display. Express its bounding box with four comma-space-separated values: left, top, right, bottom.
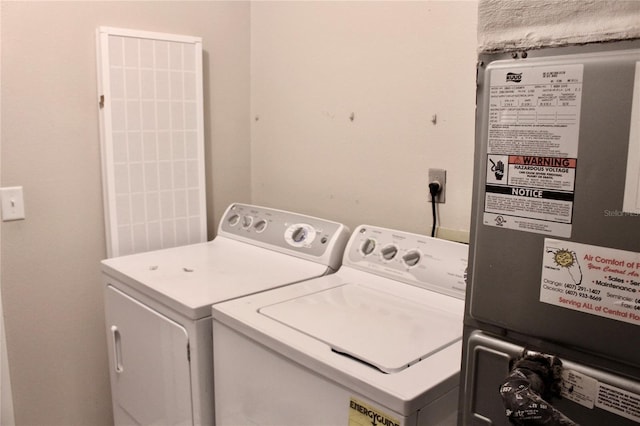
483, 64, 583, 237
348, 398, 400, 426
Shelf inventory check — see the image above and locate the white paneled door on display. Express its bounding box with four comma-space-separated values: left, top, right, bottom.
96, 27, 207, 258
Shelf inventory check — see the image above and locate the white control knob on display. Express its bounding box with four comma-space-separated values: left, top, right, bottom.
380, 244, 398, 261
402, 250, 421, 267
361, 238, 376, 256
241, 215, 253, 229
227, 213, 240, 226
285, 223, 316, 247
254, 219, 268, 233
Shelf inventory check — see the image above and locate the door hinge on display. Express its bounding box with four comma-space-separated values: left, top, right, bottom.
99, 95, 105, 109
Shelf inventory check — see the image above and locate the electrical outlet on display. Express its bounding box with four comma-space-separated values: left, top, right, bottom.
428, 168, 446, 203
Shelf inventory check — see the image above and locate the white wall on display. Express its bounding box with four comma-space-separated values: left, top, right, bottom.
250, 1, 479, 241
0, 2, 250, 424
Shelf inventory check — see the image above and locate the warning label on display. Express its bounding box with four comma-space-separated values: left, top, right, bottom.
507, 156, 576, 191
483, 63, 583, 237
348, 397, 400, 426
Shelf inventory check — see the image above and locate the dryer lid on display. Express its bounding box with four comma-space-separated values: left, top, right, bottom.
259, 282, 463, 373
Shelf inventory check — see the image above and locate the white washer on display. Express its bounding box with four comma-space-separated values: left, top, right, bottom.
212, 225, 468, 426
102, 203, 350, 426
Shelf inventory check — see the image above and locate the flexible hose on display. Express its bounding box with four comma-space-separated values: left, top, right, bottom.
499, 353, 579, 425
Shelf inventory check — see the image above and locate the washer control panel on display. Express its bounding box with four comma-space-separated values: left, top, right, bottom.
218, 204, 350, 267
345, 225, 468, 298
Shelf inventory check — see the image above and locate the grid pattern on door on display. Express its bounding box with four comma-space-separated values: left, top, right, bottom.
97, 27, 207, 257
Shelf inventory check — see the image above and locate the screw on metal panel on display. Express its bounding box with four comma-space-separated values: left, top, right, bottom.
511, 52, 518, 59
521, 51, 528, 58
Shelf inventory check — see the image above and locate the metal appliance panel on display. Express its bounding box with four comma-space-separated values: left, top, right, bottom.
462, 331, 640, 426
468, 47, 640, 368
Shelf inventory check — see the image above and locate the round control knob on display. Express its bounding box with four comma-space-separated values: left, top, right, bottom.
285, 223, 316, 247
241, 215, 253, 229
254, 219, 268, 233
227, 213, 240, 226
402, 250, 421, 267
291, 227, 307, 243
361, 238, 376, 256
380, 244, 398, 261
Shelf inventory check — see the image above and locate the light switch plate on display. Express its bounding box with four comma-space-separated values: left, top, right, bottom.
1, 186, 25, 221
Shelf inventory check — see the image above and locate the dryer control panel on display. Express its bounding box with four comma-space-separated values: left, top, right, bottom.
344, 225, 468, 299
218, 204, 350, 270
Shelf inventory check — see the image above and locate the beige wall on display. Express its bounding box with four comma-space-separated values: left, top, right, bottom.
0, 2, 250, 424
2, 1, 480, 424
249, 1, 478, 241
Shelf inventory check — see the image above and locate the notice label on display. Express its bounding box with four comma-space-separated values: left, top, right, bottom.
540, 239, 640, 326
561, 369, 640, 423
596, 383, 640, 423
348, 397, 401, 426
484, 64, 583, 237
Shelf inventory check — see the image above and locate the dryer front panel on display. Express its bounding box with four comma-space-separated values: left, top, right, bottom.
105, 285, 193, 425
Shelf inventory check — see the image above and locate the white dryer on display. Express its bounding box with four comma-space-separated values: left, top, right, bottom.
102, 203, 350, 426
211, 224, 469, 426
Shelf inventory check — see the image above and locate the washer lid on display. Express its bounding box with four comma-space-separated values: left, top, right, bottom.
259, 282, 463, 373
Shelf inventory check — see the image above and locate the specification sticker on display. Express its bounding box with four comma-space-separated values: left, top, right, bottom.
348, 397, 400, 426
561, 369, 597, 408
483, 64, 583, 237
540, 239, 640, 326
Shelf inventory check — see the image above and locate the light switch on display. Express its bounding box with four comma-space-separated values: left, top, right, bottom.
1, 186, 25, 221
